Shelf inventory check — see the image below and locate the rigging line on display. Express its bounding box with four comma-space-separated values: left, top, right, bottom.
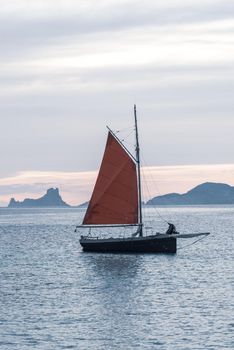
122, 140, 135, 147
140, 164, 148, 225
114, 125, 135, 134
177, 235, 209, 250
141, 154, 165, 200
141, 159, 168, 224
141, 154, 185, 208
141, 153, 172, 222
141, 155, 194, 224
120, 129, 135, 142
141, 156, 168, 223
141, 168, 158, 232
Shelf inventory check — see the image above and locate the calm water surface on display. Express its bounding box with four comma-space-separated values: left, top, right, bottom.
0, 207, 233, 349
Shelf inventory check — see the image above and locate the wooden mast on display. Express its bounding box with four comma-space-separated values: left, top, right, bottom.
134, 105, 143, 236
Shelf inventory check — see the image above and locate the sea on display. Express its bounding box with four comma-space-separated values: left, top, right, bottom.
0, 206, 233, 350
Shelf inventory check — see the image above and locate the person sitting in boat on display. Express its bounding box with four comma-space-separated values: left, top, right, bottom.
166, 222, 178, 235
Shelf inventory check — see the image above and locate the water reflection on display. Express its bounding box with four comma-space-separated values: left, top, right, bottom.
78, 253, 145, 345
0, 207, 233, 350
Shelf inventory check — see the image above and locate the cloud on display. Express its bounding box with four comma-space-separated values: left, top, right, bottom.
1, 12, 233, 101
1, 1, 234, 39
0, 1, 233, 183
1, 0, 234, 64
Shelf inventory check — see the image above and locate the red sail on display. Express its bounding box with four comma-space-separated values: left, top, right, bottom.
83, 132, 138, 225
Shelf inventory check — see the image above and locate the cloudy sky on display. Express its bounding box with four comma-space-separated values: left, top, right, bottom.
0, 0, 234, 205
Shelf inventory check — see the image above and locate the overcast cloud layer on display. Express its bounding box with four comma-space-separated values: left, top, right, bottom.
0, 0, 233, 205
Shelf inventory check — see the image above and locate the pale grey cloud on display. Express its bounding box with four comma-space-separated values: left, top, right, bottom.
0, 0, 234, 61
0, 0, 233, 201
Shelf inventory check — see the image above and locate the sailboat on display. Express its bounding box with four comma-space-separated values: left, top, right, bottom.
76, 106, 210, 253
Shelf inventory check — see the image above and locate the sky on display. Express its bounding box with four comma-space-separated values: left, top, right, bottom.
0, 0, 234, 206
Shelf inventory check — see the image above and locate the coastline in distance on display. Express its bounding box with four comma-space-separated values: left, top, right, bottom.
6, 182, 234, 208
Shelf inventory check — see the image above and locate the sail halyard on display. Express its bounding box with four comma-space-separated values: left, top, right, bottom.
106, 126, 137, 163
82, 131, 139, 226
134, 105, 143, 237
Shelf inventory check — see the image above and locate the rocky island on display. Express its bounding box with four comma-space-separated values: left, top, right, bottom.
147, 182, 234, 205
6, 182, 234, 208
8, 188, 70, 208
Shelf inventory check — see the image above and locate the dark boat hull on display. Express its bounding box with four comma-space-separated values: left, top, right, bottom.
80, 235, 176, 254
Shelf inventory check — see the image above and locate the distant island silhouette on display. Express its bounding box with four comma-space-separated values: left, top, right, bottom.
8, 188, 70, 208
147, 182, 234, 205
7, 182, 234, 208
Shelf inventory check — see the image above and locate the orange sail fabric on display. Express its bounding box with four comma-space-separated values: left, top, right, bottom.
83, 132, 138, 225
